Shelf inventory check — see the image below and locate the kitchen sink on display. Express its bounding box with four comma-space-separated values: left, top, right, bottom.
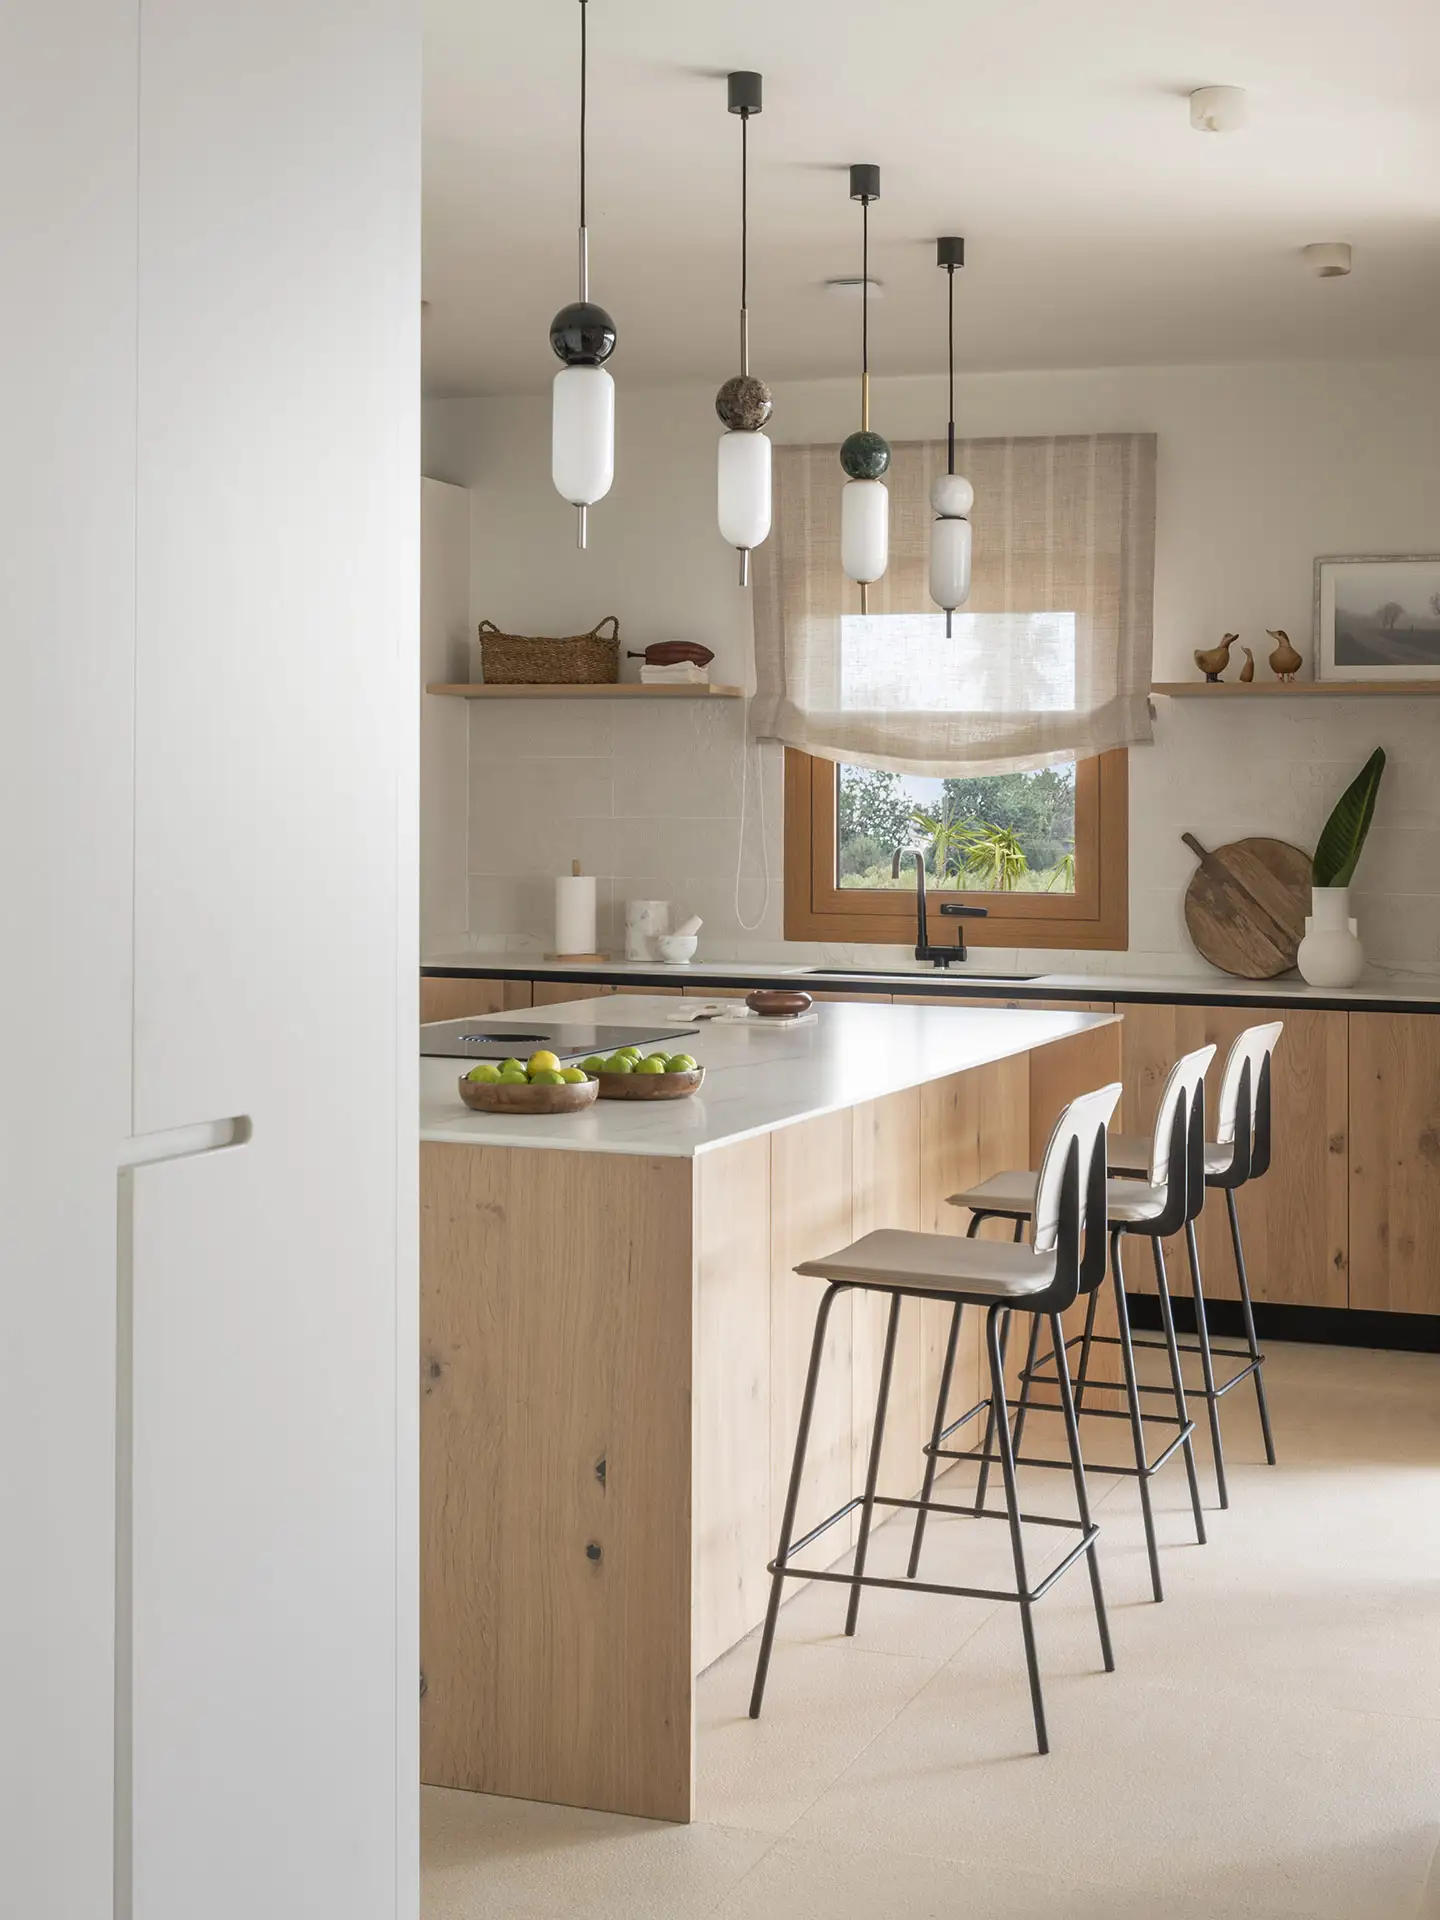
803, 966, 1046, 982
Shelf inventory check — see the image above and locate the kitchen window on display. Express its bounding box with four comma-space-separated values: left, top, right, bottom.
785, 744, 1127, 950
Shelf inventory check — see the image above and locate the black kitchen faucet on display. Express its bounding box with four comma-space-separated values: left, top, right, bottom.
891, 846, 989, 966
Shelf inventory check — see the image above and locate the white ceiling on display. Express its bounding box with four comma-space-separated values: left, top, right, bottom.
422, 0, 1440, 397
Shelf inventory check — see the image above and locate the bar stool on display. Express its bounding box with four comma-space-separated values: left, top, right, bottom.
749, 1081, 1122, 1756
1105, 1021, 1283, 1506
924, 1046, 1215, 1605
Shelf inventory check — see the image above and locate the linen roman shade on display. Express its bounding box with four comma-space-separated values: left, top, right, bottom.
751, 433, 1156, 775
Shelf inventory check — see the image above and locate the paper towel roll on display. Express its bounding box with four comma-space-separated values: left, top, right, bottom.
554, 874, 598, 956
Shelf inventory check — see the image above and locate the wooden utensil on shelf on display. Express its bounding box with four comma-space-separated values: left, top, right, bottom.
1180, 833, 1312, 978
626, 642, 716, 667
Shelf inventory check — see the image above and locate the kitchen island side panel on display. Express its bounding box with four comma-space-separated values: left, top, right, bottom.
420, 1142, 695, 1821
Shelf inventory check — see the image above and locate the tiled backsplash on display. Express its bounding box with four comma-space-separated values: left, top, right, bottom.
459, 688, 1440, 979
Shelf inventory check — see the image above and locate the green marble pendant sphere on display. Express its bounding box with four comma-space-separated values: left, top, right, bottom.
715, 374, 773, 431
840, 429, 891, 480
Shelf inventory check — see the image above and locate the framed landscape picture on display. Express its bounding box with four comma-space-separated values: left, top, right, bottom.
1314, 554, 1440, 682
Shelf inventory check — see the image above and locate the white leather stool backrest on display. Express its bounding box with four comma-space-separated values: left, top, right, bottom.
1148, 1044, 1218, 1187
1033, 1081, 1123, 1255
1215, 1021, 1284, 1147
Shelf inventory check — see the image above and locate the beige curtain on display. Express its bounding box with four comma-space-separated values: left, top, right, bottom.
751, 433, 1156, 774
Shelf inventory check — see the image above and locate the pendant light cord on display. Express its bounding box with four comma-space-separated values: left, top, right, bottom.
578, 0, 588, 231
861, 196, 870, 403
946, 262, 956, 474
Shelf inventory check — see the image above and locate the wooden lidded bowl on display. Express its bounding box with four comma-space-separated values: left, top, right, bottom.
457, 1074, 599, 1115
595, 1066, 705, 1101
745, 989, 814, 1019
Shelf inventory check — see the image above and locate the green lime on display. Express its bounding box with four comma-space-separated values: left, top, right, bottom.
602, 1054, 634, 1074
499, 1071, 527, 1085
665, 1054, 698, 1073
500, 1057, 525, 1076
635, 1055, 667, 1074
529, 1068, 565, 1086
579, 1054, 608, 1076
559, 1067, 588, 1084
466, 1063, 502, 1083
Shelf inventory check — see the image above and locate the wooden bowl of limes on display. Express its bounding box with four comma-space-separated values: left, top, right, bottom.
458, 1053, 598, 1115
579, 1048, 706, 1101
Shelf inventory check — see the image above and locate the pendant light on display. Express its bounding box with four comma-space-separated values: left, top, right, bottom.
930, 236, 974, 635
550, 0, 616, 548
839, 165, 890, 610
715, 70, 772, 587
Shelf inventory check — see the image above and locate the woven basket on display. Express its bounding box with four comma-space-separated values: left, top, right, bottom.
476, 615, 620, 686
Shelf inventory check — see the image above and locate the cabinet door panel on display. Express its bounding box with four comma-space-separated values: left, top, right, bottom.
1118, 1003, 1347, 1308
421, 976, 531, 1022
1349, 1013, 1440, 1314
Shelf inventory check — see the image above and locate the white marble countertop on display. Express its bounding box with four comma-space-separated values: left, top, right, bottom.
420, 995, 1117, 1159
421, 950, 1440, 1010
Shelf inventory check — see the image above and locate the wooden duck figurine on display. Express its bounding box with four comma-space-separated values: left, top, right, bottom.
1239, 646, 1255, 683
1267, 629, 1303, 682
1194, 633, 1239, 682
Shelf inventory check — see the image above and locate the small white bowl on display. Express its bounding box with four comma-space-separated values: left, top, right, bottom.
655, 933, 698, 966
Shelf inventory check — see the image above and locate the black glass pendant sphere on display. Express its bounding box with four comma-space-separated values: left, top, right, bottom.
840, 429, 891, 480
715, 373, 773, 432
549, 301, 618, 367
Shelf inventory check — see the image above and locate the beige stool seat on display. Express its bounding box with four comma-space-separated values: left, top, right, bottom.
798, 1228, 1056, 1299
949, 1170, 1168, 1226
1107, 1132, 1230, 1178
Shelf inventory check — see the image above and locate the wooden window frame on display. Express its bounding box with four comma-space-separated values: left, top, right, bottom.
783, 748, 1129, 951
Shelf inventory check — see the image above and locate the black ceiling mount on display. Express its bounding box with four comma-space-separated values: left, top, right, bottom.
936, 235, 965, 270
727, 70, 763, 116
849, 162, 880, 203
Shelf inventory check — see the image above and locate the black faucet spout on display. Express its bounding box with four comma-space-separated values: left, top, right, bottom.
892, 846, 929, 955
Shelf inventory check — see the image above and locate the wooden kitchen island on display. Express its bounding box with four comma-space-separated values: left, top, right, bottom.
419, 996, 1120, 1823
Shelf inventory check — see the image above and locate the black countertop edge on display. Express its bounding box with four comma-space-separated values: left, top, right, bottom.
420, 962, 1440, 1017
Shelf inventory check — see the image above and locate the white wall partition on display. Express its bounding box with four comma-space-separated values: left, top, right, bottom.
1, 4, 419, 1918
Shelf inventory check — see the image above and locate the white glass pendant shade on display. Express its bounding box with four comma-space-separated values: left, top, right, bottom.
552, 364, 615, 506
929, 513, 972, 612
717, 429, 771, 552
841, 478, 888, 585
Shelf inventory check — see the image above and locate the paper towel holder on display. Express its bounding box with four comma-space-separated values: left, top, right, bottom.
545, 858, 608, 964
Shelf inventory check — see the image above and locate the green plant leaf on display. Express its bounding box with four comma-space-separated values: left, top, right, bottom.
1312, 747, 1386, 888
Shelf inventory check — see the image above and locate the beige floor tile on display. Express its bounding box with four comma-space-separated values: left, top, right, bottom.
788, 1636, 1440, 1918
709, 1834, 1339, 1920
696, 1637, 941, 1835
421, 1787, 773, 1919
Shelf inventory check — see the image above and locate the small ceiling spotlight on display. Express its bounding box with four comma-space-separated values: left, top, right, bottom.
1302, 241, 1353, 278
1189, 85, 1247, 133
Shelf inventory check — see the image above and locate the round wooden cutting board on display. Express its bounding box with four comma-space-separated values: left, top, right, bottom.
1180, 833, 1312, 979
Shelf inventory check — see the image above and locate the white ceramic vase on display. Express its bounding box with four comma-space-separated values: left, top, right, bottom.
1296, 885, 1365, 988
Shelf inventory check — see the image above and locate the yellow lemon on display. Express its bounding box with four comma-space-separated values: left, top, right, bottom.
527, 1050, 561, 1074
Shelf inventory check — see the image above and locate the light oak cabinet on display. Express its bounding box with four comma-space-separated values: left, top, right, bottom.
1115, 1002, 1348, 1309
421, 976, 532, 1022
1348, 1013, 1440, 1314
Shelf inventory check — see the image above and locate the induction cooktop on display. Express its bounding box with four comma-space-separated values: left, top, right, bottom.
420, 1018, 698, 1061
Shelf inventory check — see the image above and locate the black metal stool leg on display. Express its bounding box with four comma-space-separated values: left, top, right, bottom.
974, 1308, 1011, 1514
1152, 1238, 1207, 1546
987, 1303, 1048, 1755
973, 1218, 1023, 1514
1227, 1187, 1276, 1466
1074, 1288, 1099, 1410
750, 1283, 844, 1718
846, 1293, 902, 1636
1011, 1313, 1043, 1462
907, 1299, 963, 1580
1185, 1218, 1228, 1509
1111, 1232, 1163, 1603
1050, 1311, 1114, 1674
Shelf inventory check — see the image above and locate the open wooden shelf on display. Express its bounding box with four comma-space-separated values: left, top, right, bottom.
1151, 680, 1440, 698
426, 681, 745, 701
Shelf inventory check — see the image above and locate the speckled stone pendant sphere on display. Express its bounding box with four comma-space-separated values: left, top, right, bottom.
715, 373, 773, 432
549, 300, 618, 367
840, 429, 891, 481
